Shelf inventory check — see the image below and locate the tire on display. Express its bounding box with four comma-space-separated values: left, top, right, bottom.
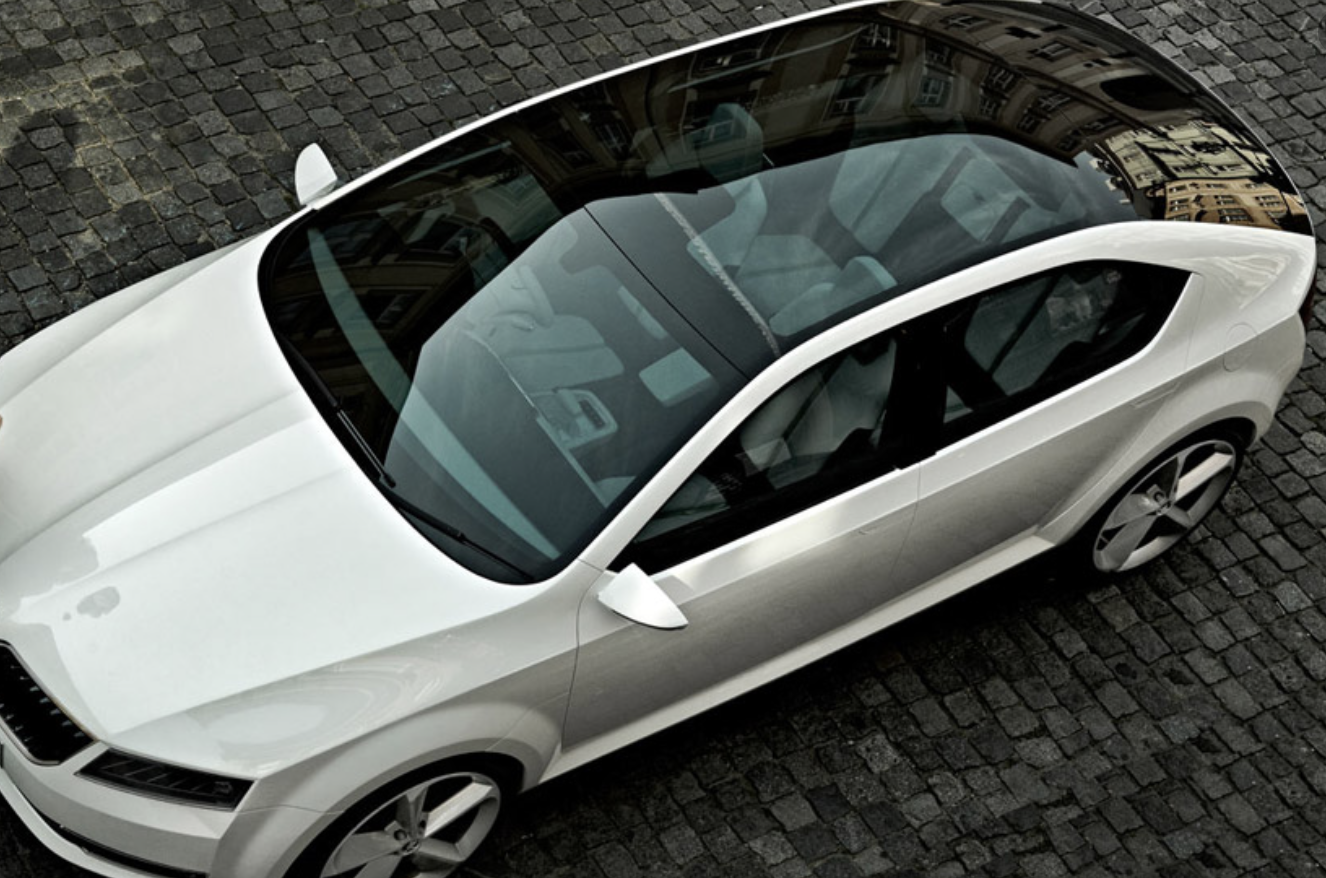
1084, 428, 1244, 574
286, 758, 513, 878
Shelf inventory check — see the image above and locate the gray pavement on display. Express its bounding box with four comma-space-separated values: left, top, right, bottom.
2, 0, 1326, 876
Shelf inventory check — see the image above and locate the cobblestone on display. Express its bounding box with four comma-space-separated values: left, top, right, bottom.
2, 0, 1326, 877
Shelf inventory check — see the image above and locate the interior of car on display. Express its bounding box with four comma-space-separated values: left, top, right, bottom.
674, 103, 1095, 342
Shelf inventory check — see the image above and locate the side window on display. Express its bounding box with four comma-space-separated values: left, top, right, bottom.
622, 332, 907, 571
940, 261, 1187, 442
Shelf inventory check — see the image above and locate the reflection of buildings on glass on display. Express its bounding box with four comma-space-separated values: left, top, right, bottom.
299, 0, 1309, 348
1100, 121, 1278, 188
496, 3, 1219, 192
314, 0, 1309, 321
1098, 121, 1310, 228
894, 5, 1186, 157
730, 3, 1195, 164
827, 23, 897, 118
1150, 177, 1307, 228
680, 34, 776, 135
270, 0, 1312, 448
470, 0, 1304, 237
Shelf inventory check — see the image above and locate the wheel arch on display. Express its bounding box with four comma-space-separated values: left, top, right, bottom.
212, 697, 563, 878
1117, 414, 1258, 487
239, 687, 563, 808
1041, 410, 1260, 551
277, 750, 521, 878
1050, 416, 1253, 564
1214, 415, 1259, 453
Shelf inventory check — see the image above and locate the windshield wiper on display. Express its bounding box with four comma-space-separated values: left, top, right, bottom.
272, 334, 531, 581
274, 334, 396, 485
379, 488, 530, 581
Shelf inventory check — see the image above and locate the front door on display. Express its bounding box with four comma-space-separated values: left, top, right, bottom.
563, 330, 920, 749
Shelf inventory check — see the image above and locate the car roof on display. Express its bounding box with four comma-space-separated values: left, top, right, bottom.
258, 1, 1313, 581
269, 0, 1309, 376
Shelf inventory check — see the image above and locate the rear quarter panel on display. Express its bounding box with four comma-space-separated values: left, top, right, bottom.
1039, 224, 1315, 544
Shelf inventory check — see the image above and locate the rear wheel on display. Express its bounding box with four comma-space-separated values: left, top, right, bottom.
1088, 431, 1242, 574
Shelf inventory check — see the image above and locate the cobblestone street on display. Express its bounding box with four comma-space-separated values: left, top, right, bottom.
3, 0, 1326, 876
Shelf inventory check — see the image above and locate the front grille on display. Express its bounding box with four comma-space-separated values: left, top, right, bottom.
0, 644, 93, 764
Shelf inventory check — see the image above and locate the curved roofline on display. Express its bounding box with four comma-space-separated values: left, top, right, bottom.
296, 0, 1309, 235
257, 0, 1313, 581
307, 0, 912, 209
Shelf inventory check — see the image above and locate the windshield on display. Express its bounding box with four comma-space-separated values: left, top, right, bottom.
264, 152, 742, 581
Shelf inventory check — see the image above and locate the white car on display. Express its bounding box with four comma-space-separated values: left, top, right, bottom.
0, 1, 1316, 877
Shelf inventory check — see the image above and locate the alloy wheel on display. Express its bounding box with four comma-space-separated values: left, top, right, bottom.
320, 771, 502, 878
1091, 437, 1239, 573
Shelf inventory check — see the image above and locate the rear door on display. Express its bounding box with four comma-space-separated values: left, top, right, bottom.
894, 260, 1195, 587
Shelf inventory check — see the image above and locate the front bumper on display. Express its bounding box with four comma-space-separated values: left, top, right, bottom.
0, 735, 329, 878
0, 740, 230, 877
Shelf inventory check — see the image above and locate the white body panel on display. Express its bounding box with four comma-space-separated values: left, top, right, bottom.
0, 210, 1311, 878
550, 223, 1312, 775
0, 0, 1315, 870
564, 465, 917, 749
0, 231, 585, 875
0, 237, 561, 755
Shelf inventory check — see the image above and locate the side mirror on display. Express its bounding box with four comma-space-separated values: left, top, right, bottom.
295, 144, 340, 206
597, 564, 687, 630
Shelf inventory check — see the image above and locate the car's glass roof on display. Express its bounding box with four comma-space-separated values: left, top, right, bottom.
261, 0, 1309, 581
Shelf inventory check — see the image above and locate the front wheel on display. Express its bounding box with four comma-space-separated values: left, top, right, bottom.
1087, 431, 1243, 574
291, 764, 507, 878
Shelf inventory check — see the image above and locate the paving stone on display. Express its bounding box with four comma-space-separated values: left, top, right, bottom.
4, 1, 1326, 877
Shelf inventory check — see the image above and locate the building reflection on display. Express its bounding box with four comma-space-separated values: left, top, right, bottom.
508, 0, 1306, 233
1099, 121, 1307, 228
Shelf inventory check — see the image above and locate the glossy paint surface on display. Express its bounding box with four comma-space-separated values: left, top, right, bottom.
0, 234, 576, 758
3, 220, 1310, 878
0, 1, 1316, 876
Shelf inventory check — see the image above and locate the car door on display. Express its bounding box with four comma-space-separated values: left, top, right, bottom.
893, 260, 1196, 587
562, 329, 922, 750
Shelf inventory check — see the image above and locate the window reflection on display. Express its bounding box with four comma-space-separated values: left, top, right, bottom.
262, 0, 1306, 581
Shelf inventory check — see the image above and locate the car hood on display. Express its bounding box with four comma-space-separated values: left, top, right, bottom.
0, 235, 545, 750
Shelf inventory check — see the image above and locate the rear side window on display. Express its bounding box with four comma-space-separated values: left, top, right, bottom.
939, 261, 1188, 444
